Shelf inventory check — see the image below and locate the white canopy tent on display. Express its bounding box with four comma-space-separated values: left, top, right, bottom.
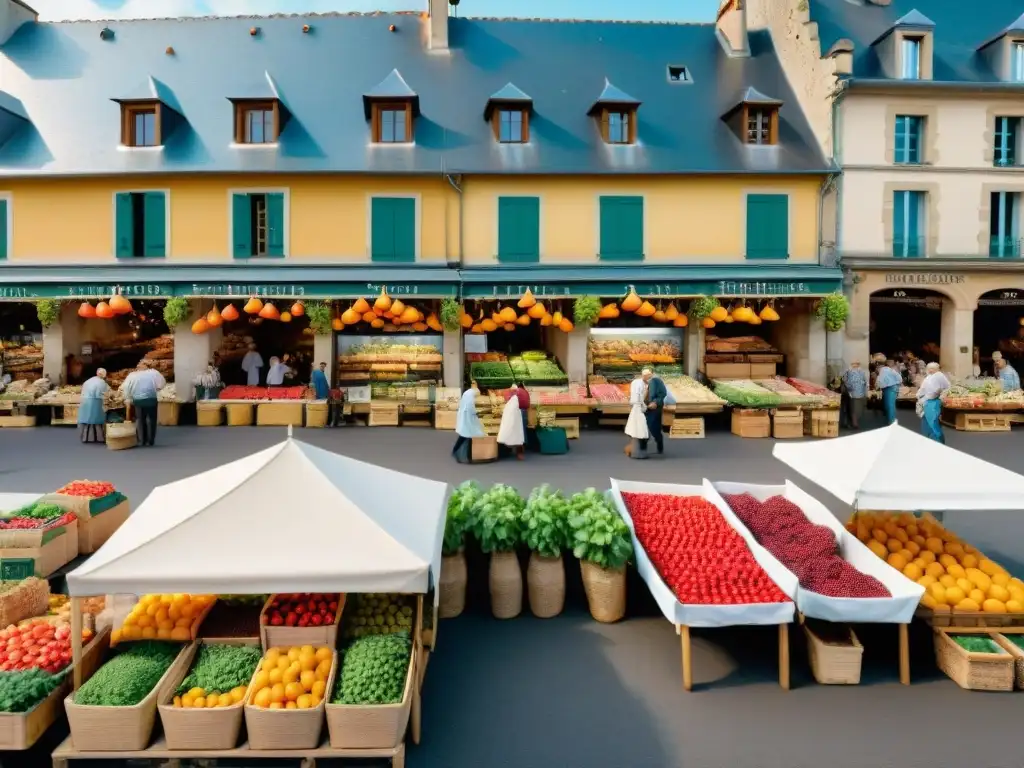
772, 423, 1024, 510
67, 437, 448, 597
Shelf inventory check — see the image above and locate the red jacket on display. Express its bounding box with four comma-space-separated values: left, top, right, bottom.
505, 387, 530, 410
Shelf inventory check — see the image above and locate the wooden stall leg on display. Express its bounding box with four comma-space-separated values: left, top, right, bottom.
778, 623, 790, 691
71, 596, 83, 690
51, 759, 67, 768
680, 625, 692, 692
411, 681, 422, 745
299, 758, 316, 768
899, 623, 910, 685
393, 742, 407, 768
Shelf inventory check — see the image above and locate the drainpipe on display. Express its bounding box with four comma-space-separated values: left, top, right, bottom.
445, 173, 463, 269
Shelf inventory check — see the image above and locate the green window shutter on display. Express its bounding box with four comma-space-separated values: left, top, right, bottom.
266, 193, 285, 257
142, 192, 166, 257
745, 194, 789, 259
392, 198, 416, 263
599, 196, 643, 260
371, 198, 396, 262
498, 197, 540, 263
232, 194, 252, 258
115, 193, 134, 258
0, 199, 7, 260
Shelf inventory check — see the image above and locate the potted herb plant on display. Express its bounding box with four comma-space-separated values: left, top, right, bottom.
439, 480, 481, 618
471, 483, 525, 619
568, 489, 634, 623
520, 485, 570, 618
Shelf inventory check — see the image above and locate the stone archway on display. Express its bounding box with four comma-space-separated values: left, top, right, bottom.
974, 288, 1024, 376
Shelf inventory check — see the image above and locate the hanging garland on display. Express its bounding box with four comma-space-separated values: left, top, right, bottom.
814, 293, 850, 332
305, 301, 334, 335
35, 300, 60, 328
687, 295, 720, 322
163, 297, 190, 329
440, 297, 462, 332
572, 295, 601, 328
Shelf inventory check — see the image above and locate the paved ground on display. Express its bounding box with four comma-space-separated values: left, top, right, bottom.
2, 412, 1024, 768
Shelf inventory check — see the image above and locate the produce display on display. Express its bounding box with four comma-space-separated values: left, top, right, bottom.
218, 386, 310, 401
0, 620, 92, 673
0, 510, 76, 531
261, 593, 340, 628
663, 376, 724, 405
588, 382, 628, 403
75, 641, 181, 706
706, 335, 777, 355
47, 594, 105, 622
852, 512, 1024, 614
1, 501, 64, 521
752, 378, 823, 406
248, 645, 333, 709
337, 340, 442, 385
0, 668, 66, 713
621, 492, 790, 605
722, 494, 889, 598
1005, 634, 1024, 651
332, 630, 411, 706
111, 593, 216, 644
56, 480, 117, 498
341, 593, 415, 640
37, 385, 83, 404
469, 361, 514, 390
171, 644, 262, 709
510, 356, 567, 386
943, 379, 1024, 409
589, 335, 682, 383
530, 384, 591, 406
785, 378, 839, 403
712, 379, 783, 408
951, 635, 1004, 654
464, 353, 507, 363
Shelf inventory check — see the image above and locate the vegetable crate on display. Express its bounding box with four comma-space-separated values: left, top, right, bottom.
943, 411, 1011, 433
917, 605, 1024, 629
0, 518, 79, 578
668, 417, 705, 439
197, 401, 224, 426
368, 402, 400, 427
44, 493, 130, 555
731, 409, 770, 438
803, 409, 839, 438
0, 577, 49, 627
933, 629, 1014, 691
226, 403, 255, 426
771, 410, 804, 439
0, 415, 37, 428
256, 402, 303, 427
803, 623, 863, 685
244, 650, 337, 750
157, 401, 180, 426
993, 633, 1024, 689
305, 401, 329, 428
434, 409, 457, 430
259, 595, 344, 650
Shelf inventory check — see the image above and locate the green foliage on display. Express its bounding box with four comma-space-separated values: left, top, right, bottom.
35, 300, 60, 328
688, 295, 719, 322
176, 644, 262, 696
470, 483, 525, 554
440, 297, 462, 332
952, 635, 1003, 654
0, 669, 65, 713
814, 293, 850, 332
520, 485, 570, 558
333, 630, 411, 705
444, 480, 481, 556
567, 489, 633, 570
306, 301, 334, 335
572, 295, 601, 328
76, 641, 180, 706
162, 297, 190, 329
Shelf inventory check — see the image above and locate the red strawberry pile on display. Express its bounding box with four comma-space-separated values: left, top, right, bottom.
0, 621, 84, 673
723, 494, 889, 598
57, 480, 116, 497
261, 593, 339, 628
622, 492, 790, 606
219, 386, 309, 401
0, 512, 77, 530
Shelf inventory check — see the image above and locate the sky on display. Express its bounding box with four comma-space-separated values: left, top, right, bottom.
30, 0, 721, 23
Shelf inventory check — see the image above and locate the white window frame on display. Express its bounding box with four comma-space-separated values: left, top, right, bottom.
494, 193, 544, 260
110, 188, 171, 259
741, 189, 794, 260
366, 193, 422, 261
1012, 41, 1024, 82
901, 37, 921, 80
991, 191, 1021, 257
226, 187, 290, 259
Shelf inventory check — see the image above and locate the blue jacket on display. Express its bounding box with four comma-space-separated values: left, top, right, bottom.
311, 369, 330, 399
647, 376, 668, 409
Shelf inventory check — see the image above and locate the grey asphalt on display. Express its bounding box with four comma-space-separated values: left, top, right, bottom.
2, 411, 1023, 768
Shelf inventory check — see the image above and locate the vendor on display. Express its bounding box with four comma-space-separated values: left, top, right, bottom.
266, 356, 292, 386
996, 355, 1020, 392
241, 343, 264, 386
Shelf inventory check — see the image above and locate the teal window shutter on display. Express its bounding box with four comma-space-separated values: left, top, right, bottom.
745, 194, 789, 259
232, 194, 252, 258
498, 197, 540, 262
371, 198, 395, 262
0, 199, 7, 260
392, 198, 416, 262
142, 192, 166, 257
115, 193, 134, 258
599, 196, 643, 260
266, 193, 285, 257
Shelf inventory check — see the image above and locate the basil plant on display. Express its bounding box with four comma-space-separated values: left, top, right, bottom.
568, 489, 634, 570
443, 480, 482, 556
470, 483, 525, 554
520, 485, 571, 559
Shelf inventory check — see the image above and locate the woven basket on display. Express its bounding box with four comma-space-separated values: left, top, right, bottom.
226, 403, 254, 426
157, 401, 180, 426
439, 551, 467, 619
305, 402, 329, 428
0, 577, 49, 627
197, 402, 224, 426
933, 630, 1014, 691
581, 561, 626, 623
489, 552, 522, 619
803, 623, 863, 684
325, 644, 414, 749
993, 634, 1024, 690
244, 650, 336, 750
527, 553, 565, 619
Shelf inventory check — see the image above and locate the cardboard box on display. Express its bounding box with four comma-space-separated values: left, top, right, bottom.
731, 409, 769, 438
705, 363, 750, 380
772, 410, 804, 439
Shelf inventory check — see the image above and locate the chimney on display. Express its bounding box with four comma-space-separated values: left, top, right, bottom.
716, 0, 749, 57
0, 0, 37, 46
428, 0, 448, 51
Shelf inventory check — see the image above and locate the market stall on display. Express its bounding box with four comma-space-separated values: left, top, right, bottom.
711, 377, 839, 439
60, 435, 445, 765
941, 378, 1024, 432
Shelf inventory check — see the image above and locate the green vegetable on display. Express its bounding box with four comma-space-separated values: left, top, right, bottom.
216, 594, 269, 607
305, 301, 334, 335
521, 485, 570, 558
469, 362, 514, 389
162, 297, 190, 329
814, 293, 850, 332
568, 489, 633, 570
333, 631, 411, 705
75, 641, 180, 706
440, 297, 462, 332
342, 593, 415, 641
0, 669, 65, 713
572, 295, 601, 328
35, 300, 60, 329
470, 484, 524, 553
713, 380, 783, 408
444, 480, 481, 556
951, 635, 1004, 654
1007, 635, 1024, 651
688, 295, 720, 322
176, 644, 262, 697
11, 502, 64, 520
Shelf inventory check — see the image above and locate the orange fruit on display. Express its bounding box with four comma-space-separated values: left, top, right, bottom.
955, 598, 981, 612
944, 586, 966, 605
925, 562, 945, 579
918, 574, 937, 588
270, 683, 286, 704
285, 701, 298, 709
925, 537, 944, 554
887, 553, 908, 571
939, 575, 957, 589
300, 670, 316, 692
887, 538, 903, 553
902, 563, 922, 581
253, 688, 272, 707
919, 551, 936, 564
872, 528, 888, 544
269, 702, 284, 710
904, 541, 921, 556
868, 540, 888, 559
193, 696, 207, 708
315, 647, 332, 663
969, 589, 986, 605
284, 682, 304, 701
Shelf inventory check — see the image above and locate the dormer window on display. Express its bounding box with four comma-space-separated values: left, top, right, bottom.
233, 100, 279, 144
497, 109, 527, 143
587, 79, 641, 146
901, 37, 922, 79
484, 83, 533, 145
373, 103, 412, 144
1013, 41, 1024, 81
121, 103, 160, 147
747, 109, 774, 145
873, 10, 935, 81
667, 65, 690, 83
363, 69, 419, 145
723, 87, 782, 147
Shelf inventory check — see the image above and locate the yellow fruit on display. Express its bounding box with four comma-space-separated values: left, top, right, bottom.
136, 615, 152, 629
311, 680, 326, 700
966, 568, 991, 592
1010, 577, 1024, 589
264, 648, 281, 665
925, 537, 944, 554
992, 573, 1010, 587
924, 562, 944, 579
270, 683, 286, 704
887, 553, 907, 571
299, 645, 315, 658
955, 598, 980, 612
906, 523, 920, 537
918, 575, 937, 588
955, 578, 973, 594
988, 584, 1010, 602
920, 593, 937, 609
269, 702, 284, 710
210, 694, 225, 708
982, 598, 1007, 613
919, 551, 936, 565
173, 695, 182, 708
904, 541, 921, 556
961, 554, 979, 569
872, 528, 888, 544
929, 583, 947, 604
979, 559, 999, 576
946, 564, 966, 580
142, 627, 157, 639
181, 694, 194, 707
899, 549, 914, 565
215, 693, 231, 707
868, 540, 888, 559
938, 554, 957, 569
944, 543, 964, 559
883, 521, 899, 537
193, 696, 207, 708
939, 575, 957, 589
932, 603, 951, 614
300, 670, 316, 692
315, 659, 332, 680
1009, 587, 1024, 603
277, 656, 290, 671
944, 586, 966, 605
969, 589, 986, 605
268, 668, 284, 686
283, 665, 300, 685
284, 681, 304, 701
287, 648, 300, 662
157, 628, 172, 640
912, 534, 927, 548
175, 617, 191, 628
315, 647, 332, 663
285, 701, 297, 709
893, 528, 909, 543
296, 694, 313, 709
903, 563, 922, 581
171, 627, 190, 641
253, 688, 272, 708
300, 656, 318, 673
886, 539, 903, 553
1005, 600, 1024, 613
311, 693, 323, 706
187, 687, 205, 698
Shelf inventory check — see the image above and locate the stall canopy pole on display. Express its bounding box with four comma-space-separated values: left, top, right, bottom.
71, 597, 83, 690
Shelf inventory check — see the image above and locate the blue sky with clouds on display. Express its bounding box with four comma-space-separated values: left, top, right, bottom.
31, 0, 720, 23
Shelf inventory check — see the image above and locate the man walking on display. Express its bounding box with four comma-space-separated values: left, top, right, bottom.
642, 368, 668, 455
121, 360, 165, 447
875, 359, 901, 425
841, 361, 868, 429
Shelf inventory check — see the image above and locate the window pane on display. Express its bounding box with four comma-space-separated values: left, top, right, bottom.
133, 111, 156, 146
499, 110, 523, 142
245, 110, 274, 143
394, 110, 406, 141
263, 110, 274, 142
747, 110, 769, 144
379, 109, 406, 142
1013, 43, 1024, 82
894, 190, 925, 257
901, 38, 920, 79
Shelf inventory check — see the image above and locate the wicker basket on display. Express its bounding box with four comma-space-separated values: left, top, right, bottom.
226, 403, 254, 426
325, 644, 414, 749
105, 421, 137, 451
489, 552, 522, 619
933, 629, 1014, 691
993, 634, 1024, 690
65, 643, 191, 751
581, 561, 626, 623
803, 623, 863, 684
257, 401, 304, 427
439, 551, 467, 619
0, 673, 70, 749
259, 594, 344, 651
244, 650, 337, 750
306, 401, 329, 428
157, 401, 180, 426
0, 577, 49, 627
527, 553, 565, 619
197, 402, 224, 426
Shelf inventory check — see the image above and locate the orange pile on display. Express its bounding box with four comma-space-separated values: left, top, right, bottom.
248, 645, 333, 710
111, 594, 216, 644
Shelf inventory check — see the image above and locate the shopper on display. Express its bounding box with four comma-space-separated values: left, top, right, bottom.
311, 362, 330, 400
876, 359, 901, 425
996, 356, 1020, 392
624, 372, 650, 459
917, 362, 950, 444
642, 368, 667, 455
121, 361, 165, 447
505, 382, 531, 446
453, 382, 486, 463
77, 368, 108, 444
266, 356, 291, 386
841, 361, 868, 429
498, 384, 526, 460
241, 342, 264, 386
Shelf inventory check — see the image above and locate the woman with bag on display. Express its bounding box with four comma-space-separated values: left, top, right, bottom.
624, 372, 650, 459
498, 384, 526, 460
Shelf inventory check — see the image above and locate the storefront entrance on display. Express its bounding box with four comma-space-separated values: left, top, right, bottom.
974, 289, 1024, 377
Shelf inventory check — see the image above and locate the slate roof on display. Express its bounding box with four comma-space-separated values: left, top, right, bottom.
808, 0, 1024, 81
0, 14, 831, 177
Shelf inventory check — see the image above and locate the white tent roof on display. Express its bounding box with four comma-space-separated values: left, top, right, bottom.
67, 438, 448, 596
772, 423, 1024, 510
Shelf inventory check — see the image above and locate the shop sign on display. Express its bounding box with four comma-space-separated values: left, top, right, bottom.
189, 284, 307, 298
464, 279, 839, 299
977, 290, 1024, 307
884, 273, 965, 285
713, 281, 817, 296
0, 287, 37, 299
0, 284, 171, 299
479, 284, 575, 298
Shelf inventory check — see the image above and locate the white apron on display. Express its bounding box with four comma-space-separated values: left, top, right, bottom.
625, 378, 650, 440
497, 397, 525, 446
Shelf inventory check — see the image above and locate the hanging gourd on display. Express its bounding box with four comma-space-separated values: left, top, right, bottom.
459, 310, 473, 328
471, 323, 482, 333
374, 288, 392, 312
502, 323, 514, 331
491, 310, 503, 325
528, 302, 547, 319
390, 299, 406, 317
701, 317, 716, 329
353, 297, 371, 314
371, 318, 385, 329
280, 312, 292, 323
499, 305, 517, 323
109, 293, 132, 315
540, 314, 553, 327
636, 301, 656, 318
551, 310, 563, 325
290, 302, 305, 317
732, 305, 754, 323
426, 313, 443, 332
341, 308, 360, 325
221, 304, 239, 322
598, 303, 618, 319
244, 296, 263, 314
673, 314, 688, 328
78, 302, 97, 319
559, 318, 574, 333
361, 311, 377, 324
206, 306, 223, 327
412, 321, 428, 332
400, 306, 419, 324
665, 302, 680, 321
481, 318, 498, 332
709, 305, 729, 323
95, 301, 115, 319
332, 318, 344, 331
748, 314, 762, 326
518, 288, 537, 309
516, 314, 531, 326
259, 302, 280, 320
621, 288, 642, 312
653, 307, 667, 323
760, 305, 780, 321
191, 317, 210, 334
722, 315, 734, 324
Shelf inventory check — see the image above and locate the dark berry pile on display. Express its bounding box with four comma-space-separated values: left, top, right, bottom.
723, 493, 890, 599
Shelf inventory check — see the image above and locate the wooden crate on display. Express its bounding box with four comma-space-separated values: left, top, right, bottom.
772, 410, 804, 439
731, 409, 769, 438
305, 401, 329, 428
77, 499, 130, 555
916, 605, 1024, 629
259, 594, 344, 651
434, 409, 457, 430
226, 403, 255, 426
0, 518, 78, 578
933, 629, 1014, 691
803, 409, 839, 438
471, 436, 498, 461
326, 643, 414, 749
0, 415, 36, 428
256, 401, 303, 427
943, 411, 1011, 432
993, 633, 1024, 690
368, 402, 399, 427
705, 362, 750, 380
750, 362, 777, 378
157, 401, 179, 426
669, 417, 705, 439
197, 402, 224, 426
551, 418, 579, 439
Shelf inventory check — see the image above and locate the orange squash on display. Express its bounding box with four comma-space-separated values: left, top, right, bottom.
279, 312, 292, 323
109, 293, 132, 315
341, 308, 360, 325
552, 311, 563, 325
244, 297, 263, 314
95, 302, 114, 319
400, 306, 419, 324
499, 306, 517, 323
470, 323, 482, 333
598, 303, 618, 319
653, 310, 667, 323
664, 302, 680, 320
540, 314, 553, 327
426, 313, 443, 332
78, 302, 97, 319
191, 318, 210, 334
459, 311, 473, 328
481, 319, 498, 332
362, 311, 377, 324
732, 306, 754, 323
709, 306, 729, 323
390, 299, 406, 317
517, 288, 536, 309
352, 297, 371, 314
371, 318, 385, 329
206, 306, 223, 327
528, 302, 547, 319
290, 302, 305, 317
760, 305, 780, 321
636, 301, 656, 318
259, 302, 280, 320
673, 314, 689, 328
701, 317, 716, 329
332, 318, 344, 331
503, 323, 515, 331
516, 314, 531, 326
722, 315, 734, 324
558, 318, 574, 333
412, 321, 428, 332
621, 289, 642, 312
606, 306, 620, 319
373, 289, 392, 312
220, 304, 239, 322
748, 314, 762, 326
